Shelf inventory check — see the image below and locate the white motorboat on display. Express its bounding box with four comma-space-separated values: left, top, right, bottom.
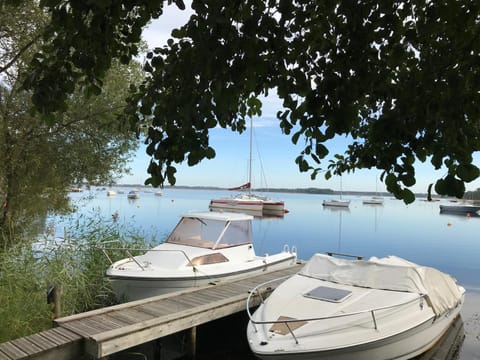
362, 197, 384, 205
322, 199, 350, 208
127, 190, 140, 199
439, 204, 480, 215
247, 253, 465, 360
104, 211, 297, 301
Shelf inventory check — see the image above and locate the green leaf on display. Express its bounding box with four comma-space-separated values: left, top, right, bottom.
434, 178, 447, 195
292, 131, 301, 145
456, 164, 480, 182
401, 188, 415, 204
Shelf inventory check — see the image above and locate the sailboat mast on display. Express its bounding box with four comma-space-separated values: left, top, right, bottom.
248, 118, 253, 194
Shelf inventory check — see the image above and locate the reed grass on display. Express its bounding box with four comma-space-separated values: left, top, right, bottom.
0, 210, 159, 342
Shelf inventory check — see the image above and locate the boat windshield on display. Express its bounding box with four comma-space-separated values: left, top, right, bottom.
166, 217, 252, 249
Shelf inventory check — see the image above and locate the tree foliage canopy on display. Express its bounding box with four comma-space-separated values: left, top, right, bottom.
23, 0, 480, 203
0, 0, 143, 236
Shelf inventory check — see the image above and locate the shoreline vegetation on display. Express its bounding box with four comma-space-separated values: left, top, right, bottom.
84, 184, 480, 201
0, 211, 156, 343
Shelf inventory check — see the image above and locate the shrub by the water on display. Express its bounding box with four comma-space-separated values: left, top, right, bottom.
0, 211, 158, 342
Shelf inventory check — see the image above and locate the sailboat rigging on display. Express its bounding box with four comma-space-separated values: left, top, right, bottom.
209, 119, 286, 217
322, 176, 350, 208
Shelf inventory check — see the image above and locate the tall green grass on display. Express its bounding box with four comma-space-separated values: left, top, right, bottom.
0, 211, 159, 342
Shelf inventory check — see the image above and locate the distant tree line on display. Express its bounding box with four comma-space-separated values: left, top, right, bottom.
464, 189, 480, 201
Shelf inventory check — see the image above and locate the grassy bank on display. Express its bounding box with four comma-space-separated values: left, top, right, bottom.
0, 212, 158, 343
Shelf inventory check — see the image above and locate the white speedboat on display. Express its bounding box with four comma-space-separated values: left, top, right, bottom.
104, 211, 297, 301
247, 253, 465, 360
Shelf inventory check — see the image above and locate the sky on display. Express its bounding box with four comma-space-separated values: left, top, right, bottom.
119, 2, 480, 194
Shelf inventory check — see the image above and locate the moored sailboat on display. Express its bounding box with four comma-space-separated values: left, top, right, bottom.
209, 120, 285, 216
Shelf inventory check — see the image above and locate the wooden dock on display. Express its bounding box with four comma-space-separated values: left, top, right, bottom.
0, 263, 303, 360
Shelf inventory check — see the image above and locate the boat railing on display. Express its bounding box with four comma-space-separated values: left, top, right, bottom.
247, 277, 426, 345
96, 241, 197, 271
326, 251, 363, 260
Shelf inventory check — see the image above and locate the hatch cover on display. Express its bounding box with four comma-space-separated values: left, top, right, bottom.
304, 286, 352, 303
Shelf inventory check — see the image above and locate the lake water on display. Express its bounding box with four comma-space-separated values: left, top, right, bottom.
63, 187, 480, 359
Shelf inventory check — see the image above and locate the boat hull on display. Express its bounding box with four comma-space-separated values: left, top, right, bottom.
209, 199, 264, 213
108, 255, 297, 301
247, 254, 465, 360
439, 204, 480, 215
248, 301, 463, 360
322, 200, 350, 208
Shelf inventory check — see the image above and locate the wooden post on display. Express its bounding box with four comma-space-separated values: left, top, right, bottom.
186, 326, 197, 359
47, 284, 62, 319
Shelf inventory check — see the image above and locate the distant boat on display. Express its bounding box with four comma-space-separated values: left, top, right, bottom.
323, 176, 350, 208
363, 175, 384, 205
363, 196, 384, 205
107, 190, 116, 197
154, 191, 163, 196
103, 211, 297, 301
127, 191, 139, 199
322, 199, 350, 208
439, 204, 480, 215
210, 119, 285, 216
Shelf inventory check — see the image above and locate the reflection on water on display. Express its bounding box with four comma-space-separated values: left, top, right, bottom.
61, 188, 478, 359
414, 315, 465, 360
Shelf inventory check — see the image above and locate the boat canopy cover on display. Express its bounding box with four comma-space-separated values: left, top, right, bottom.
299, 254, 463, 315
166, 213, 252, 249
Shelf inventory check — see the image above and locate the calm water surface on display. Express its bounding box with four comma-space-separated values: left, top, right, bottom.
63, 187, 480, 359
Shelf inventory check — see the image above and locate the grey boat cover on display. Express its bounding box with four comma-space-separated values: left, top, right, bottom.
299, 253, 464, 316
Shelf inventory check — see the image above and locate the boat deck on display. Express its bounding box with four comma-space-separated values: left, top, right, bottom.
0, 263, 303, 360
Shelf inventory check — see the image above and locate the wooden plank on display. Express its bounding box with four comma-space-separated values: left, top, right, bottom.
79, 318, 115, 333
150, 298, 192, 312
87, 292, 252, 358
133, 302, 173, 317
23, 333, 56, 351
53, 283, 218, 324
0, 342, 27, 359
47, 328, 81, 343
0, 348, 12, 360
89, 315, 126, 330
61, 320, 103, 337
118, 308, 155, 322
105, 311, 147, 326
9, 338, 42, 356
172, 295, 209, 308
134, 304, 171, 318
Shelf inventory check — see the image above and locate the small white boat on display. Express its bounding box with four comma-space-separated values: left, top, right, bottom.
439, 204, 480, 215
322, 199, 350, 208
107, 190, 116, 197
104, 211, 297, 301
127, 190, 140, 199
247, 253, 465, 360
209, 193, 285, 217
362, 197, 384, 205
